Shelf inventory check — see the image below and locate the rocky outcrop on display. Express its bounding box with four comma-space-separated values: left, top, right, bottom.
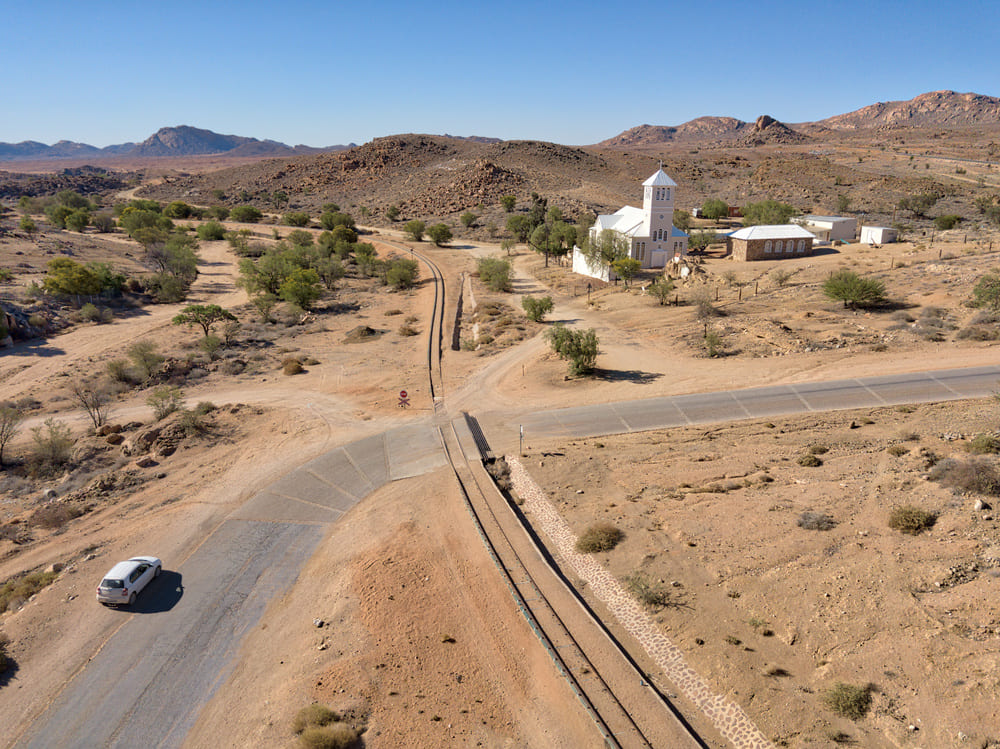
740, 115, 810, 147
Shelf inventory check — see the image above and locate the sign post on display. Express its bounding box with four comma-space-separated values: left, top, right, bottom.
519, 425, 524, 455
398, 389, 410, 408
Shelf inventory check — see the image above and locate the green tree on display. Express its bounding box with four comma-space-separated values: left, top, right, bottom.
460, 211, 477, 228
506, 214, 531, 243
385, 258, 419, 289
30, 417, 74, 470
196, 221, 227, 240
648, 277, 675, 305
147, 233, 199, 282
972, 273, 1000, 310
386, 205, 400, 222
500, 195, 516, 212
836, 194, 851, 213
701, 199, 729, 220
42, 258, 102, 296
45, 204, 74, 229
580, 229, 628, 273
477, 257, 512, 292
673, 209, 692, 232
172, 304, 237, 337
319, 211, 355, 231
822, 269, 887, 309
742, 200, 797, 226
19, 216, 37, 237
611, 257, 641, 287
403, 220, 425, 241
313, 256, 346, 289
283, 211, 310, 227
546, 325, 599, 376
286, 229, 314, 247
278, 268, 322, 310
65, 210, 90, 232
521, 295, 554, 322
688, 230, 717, 252
163, 201, 193, 219
119, 208, 173, 237
230, 205, 263, 223
427, 223, 452, 246
147, 386, 183, 420
92, 213, 115, 233
546, 206, 563, 224
55, 190, 91, 210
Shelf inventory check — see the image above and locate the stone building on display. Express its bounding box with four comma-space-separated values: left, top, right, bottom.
726, 224, 816, 261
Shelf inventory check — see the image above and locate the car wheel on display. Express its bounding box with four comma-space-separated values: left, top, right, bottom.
154, 566, 161, 578
128, 592, 136, 606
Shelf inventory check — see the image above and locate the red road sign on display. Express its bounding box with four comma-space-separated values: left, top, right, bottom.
400, 390, 408, 399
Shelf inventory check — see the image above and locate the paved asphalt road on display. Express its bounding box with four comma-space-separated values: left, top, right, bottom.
15, 423, 445, 749
506, 364, 1000, 444
15, 364, 999, 747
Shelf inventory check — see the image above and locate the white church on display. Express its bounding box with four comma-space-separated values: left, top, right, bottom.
572, 167, 688, 282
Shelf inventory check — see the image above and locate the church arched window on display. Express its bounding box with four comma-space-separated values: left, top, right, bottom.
775, 240, 783, 253
797, 240, 805, 252
764, 240, 772, 253
664, 188, 670, 200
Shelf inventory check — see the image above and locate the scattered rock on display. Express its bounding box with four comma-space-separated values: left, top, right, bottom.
313, 618, 325, 628
132, 456, 157, 469
46, 562, 64, 574
105, 433, 124, 445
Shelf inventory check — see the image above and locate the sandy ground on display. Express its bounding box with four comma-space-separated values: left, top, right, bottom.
2, 217, 1000, 747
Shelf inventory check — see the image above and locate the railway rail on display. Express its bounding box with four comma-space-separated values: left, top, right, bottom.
389, 235, 708, 748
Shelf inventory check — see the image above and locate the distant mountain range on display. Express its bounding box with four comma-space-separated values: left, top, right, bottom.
0, 125, 356, 162
597, 90, 1000, 148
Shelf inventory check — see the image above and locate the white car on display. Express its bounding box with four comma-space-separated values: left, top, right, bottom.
96, 556, 162, 606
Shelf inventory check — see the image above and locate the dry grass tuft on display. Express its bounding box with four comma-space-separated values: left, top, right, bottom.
575, 523, 624, 553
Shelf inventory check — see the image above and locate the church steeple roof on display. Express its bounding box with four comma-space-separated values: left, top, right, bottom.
642, 168, 677, 187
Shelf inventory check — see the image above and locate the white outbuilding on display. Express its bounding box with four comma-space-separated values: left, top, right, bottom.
859, 226, 898, 246
573, 167, 688, 281
792, 215, 857, 242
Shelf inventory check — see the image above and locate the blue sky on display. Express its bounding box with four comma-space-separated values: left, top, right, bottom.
2, 0, 997, 148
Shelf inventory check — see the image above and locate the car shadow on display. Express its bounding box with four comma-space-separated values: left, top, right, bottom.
130, 571, 184, 614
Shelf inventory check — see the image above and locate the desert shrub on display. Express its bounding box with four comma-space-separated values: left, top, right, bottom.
929, 457, 1000, 495
0, 635, 9, 673
798, 454, 822, 467
283, 212, 311, 227
106, 359, 138, 385
966, 434, 1000, 454
521, 295, 553, 322
933, 214, 961, 230
823, 682, 872, 720
703, 329, 723, 357
29, 502, 85, 529
146, 386, 183, 420
30, 418, 74, 470
887, 444, 909, 456
293, 704, 339, 733
797, 511, 836, 530
477, 257, 512, 292
199, 334, 222, 357
624, 572, 674, 610
888, 505, 936, 535
823, 270, 887, 309
283, 359, 304, 375
0, 569, 59, 613
177, 409, 208, 436
809, 444, 829, 455
196, 221, 226, 240
398, 323, 419, 336
230, 205, 263, 223
298, 724, 359, 749
691, 289, 719, 319
385, 258, 419, 290
78, 303, 100, 322
771, 268, 797, 287
575, 523, 624, 553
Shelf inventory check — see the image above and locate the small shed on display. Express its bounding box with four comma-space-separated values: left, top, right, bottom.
859, 226, 897, 245
793, 215, 857, 242
727, 225, 816, 261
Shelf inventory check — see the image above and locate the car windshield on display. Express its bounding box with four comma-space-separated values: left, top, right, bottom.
101, 579, 125, 588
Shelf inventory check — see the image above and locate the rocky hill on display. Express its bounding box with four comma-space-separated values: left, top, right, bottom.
803, 90, 1000, 131
0, 126, 352, 162
739, 115, 810, 146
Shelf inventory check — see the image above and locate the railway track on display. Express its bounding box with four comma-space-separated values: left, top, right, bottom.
389, 236, 707, 747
